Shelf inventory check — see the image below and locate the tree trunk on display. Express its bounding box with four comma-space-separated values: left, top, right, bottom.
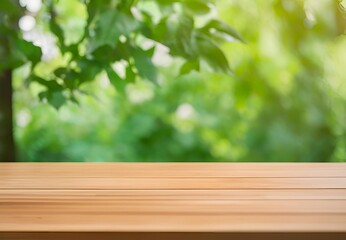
0, 69, 16, 162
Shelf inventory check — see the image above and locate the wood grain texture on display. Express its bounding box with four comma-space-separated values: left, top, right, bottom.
1, 162, 345, 177
0, 163, 346, 240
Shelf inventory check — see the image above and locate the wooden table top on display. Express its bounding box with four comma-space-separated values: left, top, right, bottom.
1, 163, 346, 239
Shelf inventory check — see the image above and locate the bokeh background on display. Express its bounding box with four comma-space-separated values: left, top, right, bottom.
13, 0, 346, 162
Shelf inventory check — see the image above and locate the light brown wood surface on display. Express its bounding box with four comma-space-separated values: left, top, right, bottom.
0, 163, 346, 240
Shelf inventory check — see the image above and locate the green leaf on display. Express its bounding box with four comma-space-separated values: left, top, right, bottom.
77, 58, 102, 85
10, 39, 42, 69
131, 47, 157, 82
105, 65, 126, 93
0, 0, 22, 14
91, 45, 119, 62
64, 44, 80, 58
175, 15, 197, 58
126, 65, 136, 83
117, 0, 137, 11
38, 91, 48, 101
38, 90, 66, 110
48, 4, 66, 51
179, 60, 200, 75
183, 0, 211, 15
201, 19, 245, 43
48, 91, 66, 110
153, 14, 197, 59
197, 37, 232, 74
30, 75, 63, 91
54, 68, 78, 90
88, 9, 139, 52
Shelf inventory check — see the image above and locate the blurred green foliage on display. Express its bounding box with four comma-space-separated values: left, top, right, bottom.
13, 0, 346, 162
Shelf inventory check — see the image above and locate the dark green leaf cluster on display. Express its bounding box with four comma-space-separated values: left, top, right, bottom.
1, 0, 243, 108
0, 1, 42, 71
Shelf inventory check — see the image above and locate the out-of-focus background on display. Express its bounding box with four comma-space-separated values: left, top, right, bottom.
11, 0, 346, 162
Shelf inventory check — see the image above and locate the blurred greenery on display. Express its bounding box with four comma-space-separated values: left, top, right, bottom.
12, 0, 346, 162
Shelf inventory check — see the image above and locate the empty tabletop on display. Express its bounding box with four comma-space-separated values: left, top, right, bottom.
1, 163, 346, 240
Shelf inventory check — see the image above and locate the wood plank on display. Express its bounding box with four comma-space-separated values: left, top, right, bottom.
1, 199, 345, 214
1, 163, 346, 236
1, 213, 346, 232
1, 163, 346, 178
1, 189, 346, 200
1, 177, 346, 189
